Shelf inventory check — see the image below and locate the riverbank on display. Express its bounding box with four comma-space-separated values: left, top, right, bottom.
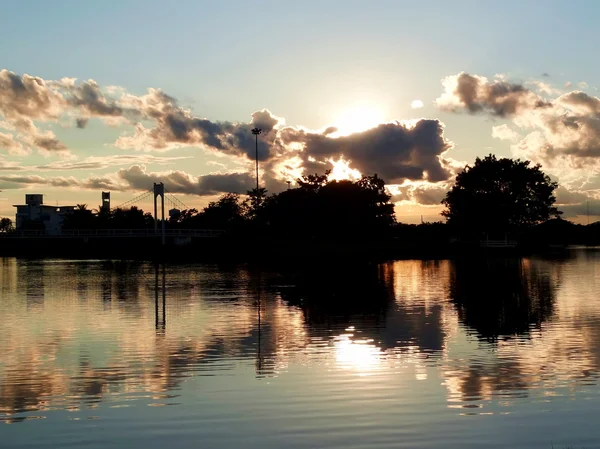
0, 234, 583, 262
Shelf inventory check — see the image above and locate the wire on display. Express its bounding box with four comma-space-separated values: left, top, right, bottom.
114, 189, 153, 209
164, 187, 190, 210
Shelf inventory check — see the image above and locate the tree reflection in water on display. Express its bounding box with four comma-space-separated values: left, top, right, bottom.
449, 258, 556, 342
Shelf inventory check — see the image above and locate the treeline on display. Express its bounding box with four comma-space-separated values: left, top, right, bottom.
61, 172, 396, 242
9, 155, 600, 249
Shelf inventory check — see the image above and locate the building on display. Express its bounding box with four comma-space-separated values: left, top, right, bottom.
13, 194, 76, 235
101, 191, 110, 213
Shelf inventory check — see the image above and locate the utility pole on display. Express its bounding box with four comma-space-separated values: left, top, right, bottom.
251, 128, 262, 192
588, 200, 590, 225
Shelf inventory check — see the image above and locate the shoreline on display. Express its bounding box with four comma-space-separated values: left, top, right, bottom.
0, 235, 590, 262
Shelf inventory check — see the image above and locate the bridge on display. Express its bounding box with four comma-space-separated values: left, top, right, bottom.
6, 229, 224, 238
3, 183, 224, 244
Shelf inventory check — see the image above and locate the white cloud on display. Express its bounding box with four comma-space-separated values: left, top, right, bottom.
411, 99, 424, 109
492, 124, 520, 142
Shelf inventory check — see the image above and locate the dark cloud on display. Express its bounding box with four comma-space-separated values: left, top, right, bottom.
0, 173, 124, 191
117, 165, 254, 196
76, 118, 88, 129
282, 119, 453, 184
1, 68, 458, 192
437, 72, 551, 117
116, 101, 285, 162
33, 133, 68, 152
0, 69, 63, 125
542, 73, 550, 77
66, 81, 122, 117
437, 72, 600, 187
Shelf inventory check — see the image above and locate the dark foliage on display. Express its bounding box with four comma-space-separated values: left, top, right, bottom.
0, 217, 13, 232
442, 155, 561, 235
172, 172, 396, 241
62, 204, 153, 230
449, 258, 555, 341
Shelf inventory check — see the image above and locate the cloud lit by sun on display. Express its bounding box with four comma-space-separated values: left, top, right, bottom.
411, 99, 424, 109
328, 158, 362, 181
332, 106, 385, 136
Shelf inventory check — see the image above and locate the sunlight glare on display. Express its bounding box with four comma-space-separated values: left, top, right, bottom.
334, 334, 383, 374
329, 158, 362, 181
333, 106, 384, 136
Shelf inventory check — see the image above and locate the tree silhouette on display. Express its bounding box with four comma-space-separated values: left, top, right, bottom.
257, 172, 396, 240
442, 155, 561, 235
0, 217, 13, 233
63, 204, 95, 229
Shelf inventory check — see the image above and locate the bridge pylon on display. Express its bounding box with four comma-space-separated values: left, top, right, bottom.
153, 182, 166, 245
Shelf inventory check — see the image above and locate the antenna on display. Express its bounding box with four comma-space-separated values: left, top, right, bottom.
588, 200, 590, 225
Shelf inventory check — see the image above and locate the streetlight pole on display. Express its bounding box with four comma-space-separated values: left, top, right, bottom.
251, 128, 262, 192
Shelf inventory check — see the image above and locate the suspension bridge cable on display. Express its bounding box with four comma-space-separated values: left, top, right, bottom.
163, 188, 190, 210
114, 189, 154, 209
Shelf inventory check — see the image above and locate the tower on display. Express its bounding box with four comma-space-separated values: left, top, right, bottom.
153, 183, 166, 245
101, 192, 110, 212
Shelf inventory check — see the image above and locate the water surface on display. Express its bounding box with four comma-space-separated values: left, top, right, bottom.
1, 252, 600, 448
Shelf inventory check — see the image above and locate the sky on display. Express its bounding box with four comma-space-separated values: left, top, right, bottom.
2, 0, 600, 223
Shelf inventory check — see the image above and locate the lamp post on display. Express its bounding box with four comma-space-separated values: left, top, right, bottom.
251, 128, 262, 192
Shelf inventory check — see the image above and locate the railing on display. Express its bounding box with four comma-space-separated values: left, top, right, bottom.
0, 229, 225, 238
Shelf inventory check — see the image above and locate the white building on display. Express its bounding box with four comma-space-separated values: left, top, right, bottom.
13, 194, 76, 235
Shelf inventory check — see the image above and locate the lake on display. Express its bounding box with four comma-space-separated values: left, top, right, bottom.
1, 251, 600, 448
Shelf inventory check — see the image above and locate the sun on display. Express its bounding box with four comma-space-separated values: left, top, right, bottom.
333, 105, 385, 136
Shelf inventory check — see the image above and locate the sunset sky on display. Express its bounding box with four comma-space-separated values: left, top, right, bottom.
2, 0, 600, 223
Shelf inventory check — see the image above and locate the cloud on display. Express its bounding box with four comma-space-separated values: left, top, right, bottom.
116, 165, 255, 196
579, 81, 589, 89
65, 80, 123, 117
528, 80, 560, 96
492, 124, 520, 142
0, 156, 25, 171
0, 68, 459, 191
542, 73, 550, 77
437, 72, 600, 189
280, 119, 454, 184
0, 173, 122, 191
411, 100, 424, 109
0, 132, 27, 155
0, 68, 463, 199
436, 72, 550, 117
565, 81, 573, 89
391, 181, 450, 205
36, 154, 190, 171
76, 118, 88, 129
554, 186, 600, 217
31, 130, 68, 153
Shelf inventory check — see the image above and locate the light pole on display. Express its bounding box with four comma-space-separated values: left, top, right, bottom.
251, 128, 262, 192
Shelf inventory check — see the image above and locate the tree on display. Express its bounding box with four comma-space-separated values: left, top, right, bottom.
442, 155, 561, 234
63, 204, 96, 229
0, 217, 13, 233
256, 172, 396, 240
184, 194, 246, 230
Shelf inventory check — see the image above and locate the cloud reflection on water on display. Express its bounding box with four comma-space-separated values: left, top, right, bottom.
1, 252, 600, 421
